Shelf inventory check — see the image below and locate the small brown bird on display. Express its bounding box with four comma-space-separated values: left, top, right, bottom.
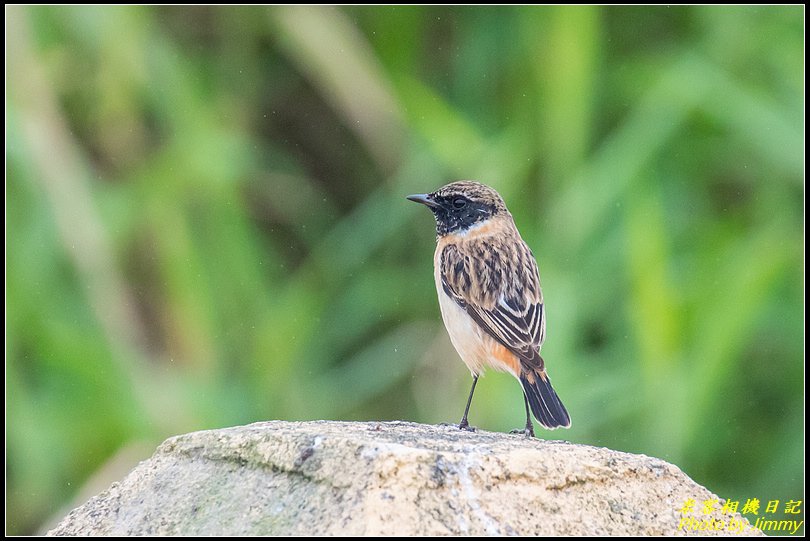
407, 181, 570, 437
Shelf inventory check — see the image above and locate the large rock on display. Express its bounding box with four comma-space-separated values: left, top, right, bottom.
48, 421, 757, 536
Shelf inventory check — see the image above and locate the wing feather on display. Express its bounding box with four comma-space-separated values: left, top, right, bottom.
440, 238, 546, 370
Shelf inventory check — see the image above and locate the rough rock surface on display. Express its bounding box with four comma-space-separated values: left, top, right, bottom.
48, 421, 758, 536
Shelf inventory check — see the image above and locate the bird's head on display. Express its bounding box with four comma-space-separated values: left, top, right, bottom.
407, 181, 508, 237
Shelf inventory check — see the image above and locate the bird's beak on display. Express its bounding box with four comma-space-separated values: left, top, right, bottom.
406, 193, 439, 208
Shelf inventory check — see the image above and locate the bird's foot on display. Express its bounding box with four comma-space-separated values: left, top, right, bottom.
458, 420, 477, 432
510, 426, 535, 438
438, 422, 475, 431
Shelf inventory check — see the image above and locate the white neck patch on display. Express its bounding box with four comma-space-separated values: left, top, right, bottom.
454, 217, 494, 238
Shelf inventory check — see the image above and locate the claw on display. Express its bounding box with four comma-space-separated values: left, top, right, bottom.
458, 420, 477, 432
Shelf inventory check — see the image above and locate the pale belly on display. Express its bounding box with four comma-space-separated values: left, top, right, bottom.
434, 268, 519, 378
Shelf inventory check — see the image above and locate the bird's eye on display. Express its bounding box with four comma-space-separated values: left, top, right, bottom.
452, 198, 467, 209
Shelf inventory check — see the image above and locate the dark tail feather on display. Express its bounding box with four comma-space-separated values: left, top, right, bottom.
521, 371, 571, 429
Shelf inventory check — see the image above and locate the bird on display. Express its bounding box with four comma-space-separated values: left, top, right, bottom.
407, 181, 570, 437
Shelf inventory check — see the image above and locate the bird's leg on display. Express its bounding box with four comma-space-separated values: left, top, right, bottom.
458, 375, 479, 431
510, 393, 535, 438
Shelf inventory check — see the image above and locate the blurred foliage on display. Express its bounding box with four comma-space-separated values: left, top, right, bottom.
6, 5, 804, 535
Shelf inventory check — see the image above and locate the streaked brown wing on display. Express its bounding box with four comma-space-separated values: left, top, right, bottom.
440, 241, 546, 370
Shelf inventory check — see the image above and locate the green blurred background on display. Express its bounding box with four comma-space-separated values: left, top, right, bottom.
6, 5, 804, 535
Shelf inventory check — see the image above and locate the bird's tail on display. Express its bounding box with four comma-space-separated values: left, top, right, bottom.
520, 370, 571, 429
